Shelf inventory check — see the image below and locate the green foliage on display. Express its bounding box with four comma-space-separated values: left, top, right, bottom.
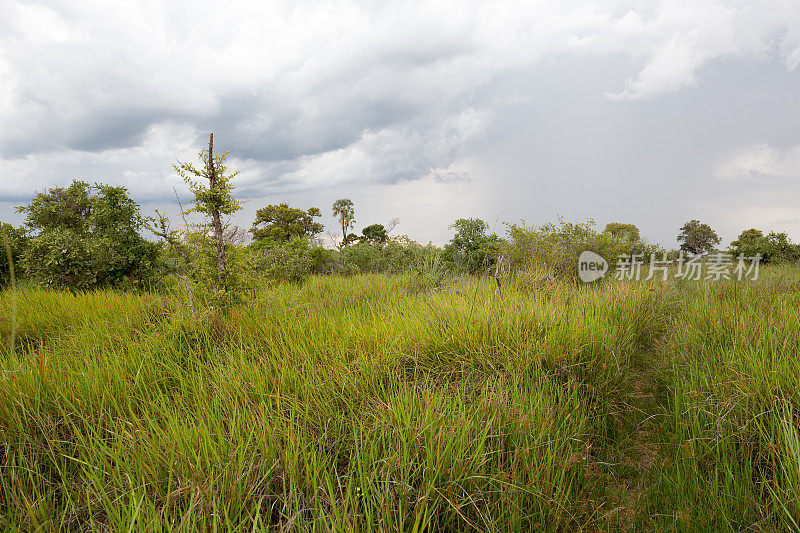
250, 234, 443, 279
604, 222, 640, 242
332, 198, 355, 246
333, 237, 443, 276
343, 232, 360, 246
730, 228, 800, 263
379, 237, 443, 274
16, 180, 158, 290
359, 223, 388, 245
172, 136, 244, 306
444, 218, 502, 273
336, 242, 384, 274
185, 230, 250, 303
505, 217, 661, 279
23, 228, 110, 290
677, 219, 720, 255
173, 149, 242, 220
251, 237, 315, 283
309, 245, 338, 274
251, 203, 323, 242
0, 223, 27, 288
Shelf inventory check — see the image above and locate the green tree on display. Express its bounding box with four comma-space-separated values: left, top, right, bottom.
173, 133, 242, 303
604, 222, 640, 242
251, 203, 323, 243
332, 199, 355, 247
730, 229, 800, 263
343, 233, 360, 246
729, 229, 763, 257
17, 180, 158, 289
677, 220, 720, 255
359, 223, 388, 246
445, 218, 501, 273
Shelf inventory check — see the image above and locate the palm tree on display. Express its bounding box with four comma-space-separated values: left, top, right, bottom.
332, 198, 355, 247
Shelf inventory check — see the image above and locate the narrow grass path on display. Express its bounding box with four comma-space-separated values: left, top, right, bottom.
599, 343, 676, 531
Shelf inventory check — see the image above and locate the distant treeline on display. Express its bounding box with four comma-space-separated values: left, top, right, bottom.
2, 178, 798, 293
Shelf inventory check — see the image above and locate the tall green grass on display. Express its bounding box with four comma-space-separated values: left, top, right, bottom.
1, 269, 798, 530
0, 275, 676, 531
649, 267, 800, 530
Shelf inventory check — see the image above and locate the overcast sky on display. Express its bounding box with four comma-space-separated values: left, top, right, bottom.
2, 0, 800, 247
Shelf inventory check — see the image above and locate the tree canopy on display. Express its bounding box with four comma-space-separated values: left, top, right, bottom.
677, 220, 720, 255
730, 229, 800, 263
604, 222, 640, 242
359, 224, 388, 245
445, 218, 501, 273
16, 180, 158, 289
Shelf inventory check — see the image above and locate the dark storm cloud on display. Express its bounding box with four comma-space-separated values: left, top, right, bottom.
203, 90, 426, 163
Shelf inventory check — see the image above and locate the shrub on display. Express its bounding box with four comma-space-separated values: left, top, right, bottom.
381, 239, 441, 274
729, 229, 800, 263
331, 237, 444, 275
251, 237, 314, 283
443, 218, 502, 274
604, 222, 640, 242
504, 217, 661, 279
17, 181, 159, 290
337, 242, 384, 274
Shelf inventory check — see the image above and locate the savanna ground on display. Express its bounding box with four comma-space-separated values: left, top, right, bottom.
0, 267, 799, 531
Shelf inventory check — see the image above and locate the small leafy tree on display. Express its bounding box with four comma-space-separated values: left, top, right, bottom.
444, 218, 501, 273
17, 180, 158, 289
332, 199, 355, 247
604, 222, 640, 242
172, 134, 243, 305
677, 220, 720, 255
251, 203, 323, 243
343, 233, 360, 246
359, 223, 388, 246
730, 229, 800, 263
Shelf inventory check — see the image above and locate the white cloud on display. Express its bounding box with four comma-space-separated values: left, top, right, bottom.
0, 122, 198, 201
716, 143, 800, 181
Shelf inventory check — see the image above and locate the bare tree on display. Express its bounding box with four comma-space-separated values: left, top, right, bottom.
385, 217, 400, 234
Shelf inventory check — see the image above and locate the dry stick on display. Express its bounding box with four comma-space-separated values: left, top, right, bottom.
493, 255, 504, 299
178, 274, 197, 319
2, 232, 16, 351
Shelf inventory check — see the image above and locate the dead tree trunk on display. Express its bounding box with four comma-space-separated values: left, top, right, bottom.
207, 133, 226, 286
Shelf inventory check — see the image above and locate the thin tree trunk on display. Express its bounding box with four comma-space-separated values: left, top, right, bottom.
208, 133, 226, 285
178, 274, 197, 319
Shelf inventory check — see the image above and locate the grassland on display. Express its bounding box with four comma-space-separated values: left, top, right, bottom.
0, 269, 798, 531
